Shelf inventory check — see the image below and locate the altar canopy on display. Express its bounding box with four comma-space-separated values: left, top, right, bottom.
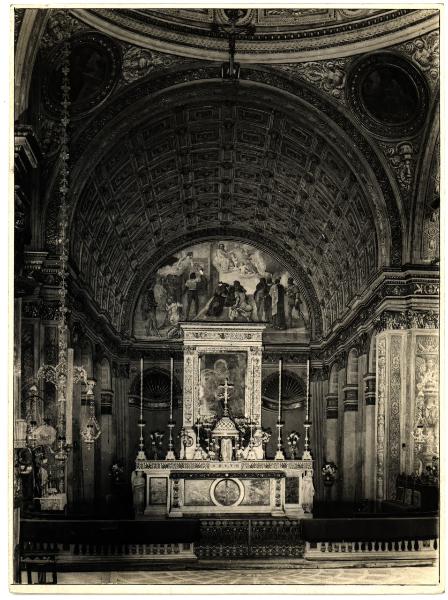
135, 322, 314, 519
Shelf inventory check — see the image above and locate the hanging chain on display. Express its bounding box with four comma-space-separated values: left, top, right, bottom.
56, 40, 71, 440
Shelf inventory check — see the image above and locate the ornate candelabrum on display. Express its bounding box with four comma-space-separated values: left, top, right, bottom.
179, 427, 193, 460
165, 357, 176, 460
275, 359, 285, 460
193, 417, 205, 459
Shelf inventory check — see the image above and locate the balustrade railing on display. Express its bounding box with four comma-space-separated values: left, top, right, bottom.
304, 538, 437, 560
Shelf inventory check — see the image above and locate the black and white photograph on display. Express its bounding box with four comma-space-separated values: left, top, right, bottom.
10, 3, 441, 592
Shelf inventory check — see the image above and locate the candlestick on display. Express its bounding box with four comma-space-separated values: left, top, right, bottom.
137, 356, 147, 460
275, 358, 285, 460
170, 357, 173, 421
302, 356, 312, 459
165, 356, 176, 460
278, 358, 282, 422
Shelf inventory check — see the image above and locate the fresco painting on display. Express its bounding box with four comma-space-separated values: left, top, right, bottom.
133, 241, 310, 342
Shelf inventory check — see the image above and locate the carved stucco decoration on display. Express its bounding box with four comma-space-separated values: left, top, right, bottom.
40, 9, 89, 48
379, 140, 419, 193
387, 335, 402, 498
276, 59, 348, 103
121, 45, 189, 84
413, 334, 439, 467
396, 30, 439, 91
376, 336, 386, 501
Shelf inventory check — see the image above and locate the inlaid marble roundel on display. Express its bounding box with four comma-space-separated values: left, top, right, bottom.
211, 478, 244, 507
347, 52, 429, 139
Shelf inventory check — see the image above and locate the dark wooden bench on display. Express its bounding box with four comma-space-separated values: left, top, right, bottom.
18, 519, 201, 584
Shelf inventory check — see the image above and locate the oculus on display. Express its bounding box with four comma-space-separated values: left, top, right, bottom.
43, 33, 121, 117
347, 52, 429, 139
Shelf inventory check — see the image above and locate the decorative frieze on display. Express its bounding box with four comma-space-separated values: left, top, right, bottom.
376, 337, 386, 501
387, 335, 402, 497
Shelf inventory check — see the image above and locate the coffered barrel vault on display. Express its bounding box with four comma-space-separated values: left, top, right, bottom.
44, 73, 400, 340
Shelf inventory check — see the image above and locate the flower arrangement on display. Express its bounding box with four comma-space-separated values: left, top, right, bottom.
287, 431, 301, 459
109, 463, 124, 484
149, 431, 164, 459
322, 461, 338, 486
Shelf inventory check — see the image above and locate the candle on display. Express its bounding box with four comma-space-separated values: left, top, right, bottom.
170, 357, 174, 421
140, 356, 144, 421
198, 355, 202, 416
306, 357, 310, 421
278, 358, 282, 422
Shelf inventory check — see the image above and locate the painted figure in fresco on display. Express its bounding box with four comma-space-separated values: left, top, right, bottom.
264, 274, 273, 323
229, 281, 253, 321
206, 282, 229, 317
254, 277, 268, 321
213, 243, 237, 273
270, 278, 287, 329
141, 281, 159, 336
286, 277, 302, 328
165, 296, 183, 338
185, 272, 200, 319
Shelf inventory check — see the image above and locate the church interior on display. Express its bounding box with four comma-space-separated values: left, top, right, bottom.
12, 7, 440, 588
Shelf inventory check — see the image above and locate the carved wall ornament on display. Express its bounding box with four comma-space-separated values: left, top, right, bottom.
277, 60, 348, 102
376, 337, 386, 500
388, 335, 402, 497
121, 45, 189, 83
374, 309, 439, 332
380, 141, 418, 192
398, 30, 439, 88
41, 9, 88, 48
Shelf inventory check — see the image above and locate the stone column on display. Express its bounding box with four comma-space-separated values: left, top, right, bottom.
113, 363, 130, 474
342, 384, 358, 500
325, 394, 338, 462
363, 374, 376, 500
100, 389, 114, 499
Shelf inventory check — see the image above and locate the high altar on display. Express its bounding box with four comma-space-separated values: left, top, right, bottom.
136, 323, 314, 519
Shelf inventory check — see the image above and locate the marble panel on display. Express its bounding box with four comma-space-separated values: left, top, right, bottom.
240, 478, 270, 505
149, 477, 167, 505
184, 479, 213, 506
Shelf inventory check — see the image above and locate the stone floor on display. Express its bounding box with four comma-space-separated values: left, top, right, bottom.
53, 565, 439, 587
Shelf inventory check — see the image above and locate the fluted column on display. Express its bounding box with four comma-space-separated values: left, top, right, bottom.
364, 374, 376, 499
342, 384, 358, 500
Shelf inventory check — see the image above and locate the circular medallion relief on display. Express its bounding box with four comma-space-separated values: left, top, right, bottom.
347, 52, 429, 139
43, 33, 121, 117
211, 478, 244, 507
